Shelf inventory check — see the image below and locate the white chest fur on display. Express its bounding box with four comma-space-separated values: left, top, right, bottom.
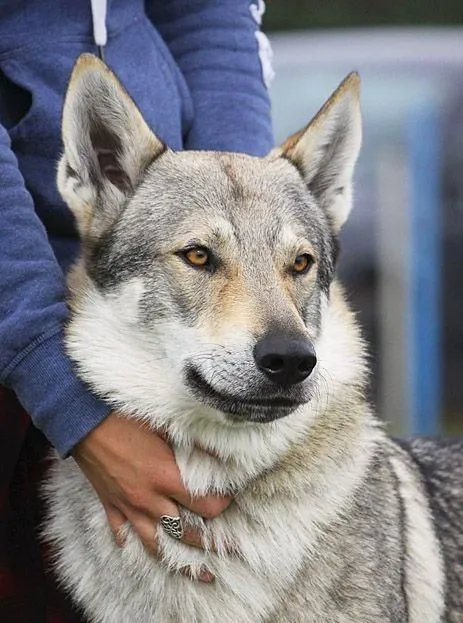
43, 415, 376, 623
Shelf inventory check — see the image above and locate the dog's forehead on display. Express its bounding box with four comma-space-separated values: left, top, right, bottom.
90, 150, 336, 296
128, 150, 325, 246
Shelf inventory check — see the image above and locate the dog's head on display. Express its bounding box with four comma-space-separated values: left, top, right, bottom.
58, 55, 362, 428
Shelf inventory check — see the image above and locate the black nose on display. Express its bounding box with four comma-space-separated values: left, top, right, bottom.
253, 334, 317, 386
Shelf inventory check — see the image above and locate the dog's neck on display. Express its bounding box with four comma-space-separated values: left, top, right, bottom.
169, 404, 317, 495
170, 383, 379, 499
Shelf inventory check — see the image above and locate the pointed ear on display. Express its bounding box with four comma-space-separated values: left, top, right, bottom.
57, 53, 166, 240
276, 73, 362, 232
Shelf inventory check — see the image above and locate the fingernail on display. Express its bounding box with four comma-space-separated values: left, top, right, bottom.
199, 568, 215, 584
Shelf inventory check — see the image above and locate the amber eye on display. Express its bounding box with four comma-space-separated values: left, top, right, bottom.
183, 247, 210, 268
292, 253, 314, 275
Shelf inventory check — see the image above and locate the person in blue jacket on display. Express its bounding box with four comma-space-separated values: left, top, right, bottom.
0, 1, 274, 619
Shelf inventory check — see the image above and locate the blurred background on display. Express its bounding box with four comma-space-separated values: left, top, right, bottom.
265, 2, 463, 435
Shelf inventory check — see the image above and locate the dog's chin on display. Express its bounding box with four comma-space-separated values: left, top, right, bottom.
184, 366, 308, 423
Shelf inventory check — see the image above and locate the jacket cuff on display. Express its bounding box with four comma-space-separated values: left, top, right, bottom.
4, 327, 111, 457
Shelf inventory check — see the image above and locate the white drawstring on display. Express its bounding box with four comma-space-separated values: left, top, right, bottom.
90, 0, 108, 59
89, 0, 272, 80
250, 1, 275, 88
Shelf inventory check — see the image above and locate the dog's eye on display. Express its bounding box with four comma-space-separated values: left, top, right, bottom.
182, 246, 210, 268
292, 253, 314, 275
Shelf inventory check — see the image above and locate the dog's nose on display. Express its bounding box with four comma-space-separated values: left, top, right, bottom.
253, 334, 317, 386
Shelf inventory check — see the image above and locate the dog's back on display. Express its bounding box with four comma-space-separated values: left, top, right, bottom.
397, 437, 463, 619
269, 436, 463, 623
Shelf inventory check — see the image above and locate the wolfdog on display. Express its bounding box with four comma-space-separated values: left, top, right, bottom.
44, 54, 463, 622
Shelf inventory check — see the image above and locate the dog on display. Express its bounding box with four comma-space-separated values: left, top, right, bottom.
43, 54, 463, 622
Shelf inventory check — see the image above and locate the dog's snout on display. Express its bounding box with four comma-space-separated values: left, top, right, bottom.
253, 334, 317, 386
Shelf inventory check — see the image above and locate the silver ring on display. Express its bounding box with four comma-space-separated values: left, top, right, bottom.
160, 515, 184, 540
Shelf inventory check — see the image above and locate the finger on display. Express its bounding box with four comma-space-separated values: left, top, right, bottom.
180, 526, 235, 555
171, 491, 233, 520
150, 500, 214, 553
105, 505, 128, 548
181, 526, 207, 550
179, 565, 215, 584
129, 511, 215, 584
154, 504, 235, 554
129, 498, 180, 553
127, 511, 160, 557
155, 501, 203, 549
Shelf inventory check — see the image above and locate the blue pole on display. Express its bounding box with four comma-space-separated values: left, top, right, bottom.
407, 104, 442, 434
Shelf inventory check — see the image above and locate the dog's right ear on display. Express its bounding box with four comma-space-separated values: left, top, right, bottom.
57, 54, 166, 240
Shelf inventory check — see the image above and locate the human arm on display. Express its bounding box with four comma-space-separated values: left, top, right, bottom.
0, 122, 111, 456
146, 0, 274, 156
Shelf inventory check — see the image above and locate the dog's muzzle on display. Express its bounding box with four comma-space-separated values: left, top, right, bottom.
184, 365, 309, 423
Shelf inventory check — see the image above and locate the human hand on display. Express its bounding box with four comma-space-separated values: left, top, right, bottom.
72, 412, 232, 583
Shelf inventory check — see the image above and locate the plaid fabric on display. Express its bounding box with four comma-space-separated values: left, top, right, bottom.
0, 387, 85, 623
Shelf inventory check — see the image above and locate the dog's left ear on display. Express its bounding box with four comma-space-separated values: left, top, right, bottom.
275, 73, 362, 232
57, 54, 166, 240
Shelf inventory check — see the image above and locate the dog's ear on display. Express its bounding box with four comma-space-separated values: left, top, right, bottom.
57, 54, 166, 240
275, 73, 361, 232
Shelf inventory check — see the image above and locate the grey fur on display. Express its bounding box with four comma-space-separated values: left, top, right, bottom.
43, 55, 463, 622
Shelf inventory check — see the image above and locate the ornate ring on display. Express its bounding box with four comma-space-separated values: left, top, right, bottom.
160, 515, 184, 540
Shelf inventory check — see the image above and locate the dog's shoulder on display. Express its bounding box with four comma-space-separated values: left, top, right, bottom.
394, 436, 463, 619
394, 436, 463, 517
